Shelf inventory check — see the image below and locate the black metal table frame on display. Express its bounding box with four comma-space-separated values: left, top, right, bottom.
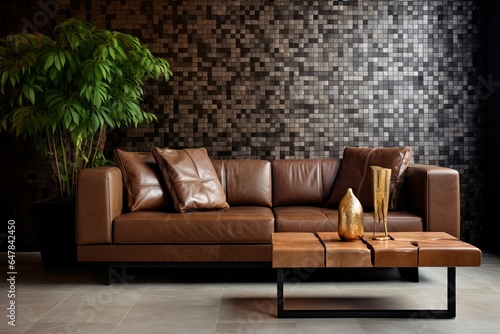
277, 267, 456, 319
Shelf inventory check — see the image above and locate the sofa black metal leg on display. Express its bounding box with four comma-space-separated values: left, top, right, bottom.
107, 264, 127, 285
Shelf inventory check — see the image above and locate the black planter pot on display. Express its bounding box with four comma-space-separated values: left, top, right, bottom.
31, 199, 77, 269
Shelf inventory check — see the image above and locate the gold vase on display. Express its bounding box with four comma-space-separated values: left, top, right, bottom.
338, 188, 364, 241
371, 166, 392, 240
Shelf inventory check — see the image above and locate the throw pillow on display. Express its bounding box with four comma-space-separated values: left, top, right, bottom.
152, 147, 229, 213
326, 146, 412, 210
113, 149, 170, 212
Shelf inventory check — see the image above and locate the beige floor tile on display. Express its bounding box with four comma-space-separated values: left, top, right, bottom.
37, 299, 133, 324
216, 322, 298, 334
147, 282, 225, 295
278, 282, 345, 311
137, 290, 222, 306
122, 300, 220, 323
114, 320, 217, 334
222, 282, 277, 297
65, 283, 147, 307
0, 251, 499, 333
295, 319, 365, 334
460, 319, 500, 334
22, 322, 117, 334
0, 321, 29, 333
217, 298, 289, 323
456, 287, 500, 321
357, 318, 473, 334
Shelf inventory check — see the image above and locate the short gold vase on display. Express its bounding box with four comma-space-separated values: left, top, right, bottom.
371, 166, 392, 241
338, 188, 364, 241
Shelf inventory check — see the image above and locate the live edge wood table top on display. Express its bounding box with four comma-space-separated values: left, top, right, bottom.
271, 232, 482, 319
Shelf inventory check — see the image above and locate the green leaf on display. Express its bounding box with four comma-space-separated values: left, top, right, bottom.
93, 65, 103, 80
1, 70, 9, 87
58, 51, 66, 68
9, 75, 18, 87
63, 109, 72, 128
108, 47, 115, 59
47, 96, 64, 110
49, 67, 57, 81
71, 109, 80, 125
44, 54, 54, 71
54, 54, 61, 71
102, 47, 109, 60
92, 113, 101, 131
92, 91, 101, 108
98, 63, 108, 81
28, 87, 35, 104
0, 18, 172, 200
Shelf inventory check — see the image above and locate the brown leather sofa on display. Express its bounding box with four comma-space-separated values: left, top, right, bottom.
76, 152, 460, 267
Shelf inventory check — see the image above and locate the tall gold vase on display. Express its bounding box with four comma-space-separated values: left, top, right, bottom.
338, 188, 364, 241
371, 166, 391, 240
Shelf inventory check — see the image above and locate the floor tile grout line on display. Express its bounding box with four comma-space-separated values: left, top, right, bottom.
215, 282, 225, 334
110, 279, 152, 334
5, 252, 500, 333
20, 283, 86, 334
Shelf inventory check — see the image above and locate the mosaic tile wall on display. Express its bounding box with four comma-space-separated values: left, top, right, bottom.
0, 0, 487, 245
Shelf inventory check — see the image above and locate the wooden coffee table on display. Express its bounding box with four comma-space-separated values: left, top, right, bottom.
272, 232, 481, 318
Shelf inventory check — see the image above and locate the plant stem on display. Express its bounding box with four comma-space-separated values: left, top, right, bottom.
59, 129, 70, 199
91, 126, 103, 167
47, 131, 64, 199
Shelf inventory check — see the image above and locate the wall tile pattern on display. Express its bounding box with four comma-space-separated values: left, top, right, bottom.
0, 0, 486, 244
109, 0, 485, 242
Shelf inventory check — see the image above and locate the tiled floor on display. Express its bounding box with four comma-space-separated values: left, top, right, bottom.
1, 252, 499, 334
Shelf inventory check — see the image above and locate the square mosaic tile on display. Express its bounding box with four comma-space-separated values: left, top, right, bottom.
0, 0, 487, 245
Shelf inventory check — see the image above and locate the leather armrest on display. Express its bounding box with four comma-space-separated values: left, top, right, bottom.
77, 166, 123, 245
405, 164, 460, 238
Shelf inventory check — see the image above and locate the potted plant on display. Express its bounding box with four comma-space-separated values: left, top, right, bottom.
0, 18, 172, 267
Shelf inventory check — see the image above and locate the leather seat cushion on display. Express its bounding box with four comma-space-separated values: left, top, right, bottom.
274, 206, 338, 232
113, 206, 274, 243
274, 206, 423, 233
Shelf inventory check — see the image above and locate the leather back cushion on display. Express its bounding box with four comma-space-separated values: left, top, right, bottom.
326, 146, 412, 210
272, 159, 341, 207
113, 149, 169, 212
212, 159, 272, 207
152, 147, 229, 213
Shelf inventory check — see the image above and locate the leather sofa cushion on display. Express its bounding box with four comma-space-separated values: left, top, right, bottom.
153, 147, 229, 213
274, 206, 423, 233
113, 206, 274, 243
113, 149, 169, 211
272, 159, 341, 207
274, 206, 338, 232
212, 159, 273, 207
326, 147, 412, 210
